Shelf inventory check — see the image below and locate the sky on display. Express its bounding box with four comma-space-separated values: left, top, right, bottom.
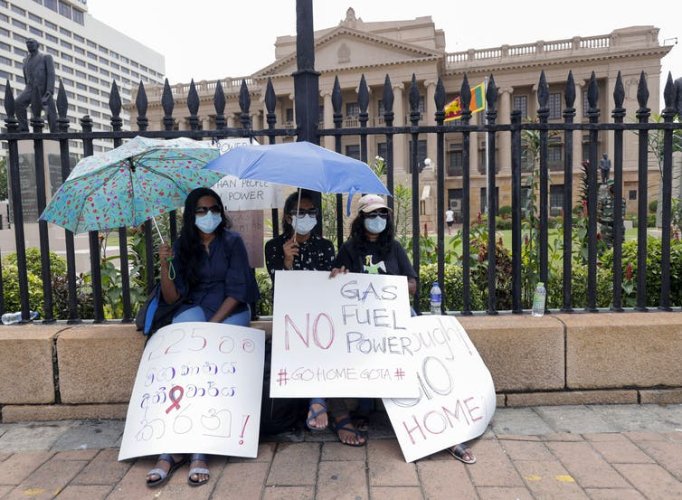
87, 0, 681, 106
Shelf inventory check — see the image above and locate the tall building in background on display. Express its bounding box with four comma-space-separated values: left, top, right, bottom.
0, 0, 165, 155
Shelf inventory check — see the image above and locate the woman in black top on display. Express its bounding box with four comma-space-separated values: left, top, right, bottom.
329, 195, 476, 460
265, 189, 335, 432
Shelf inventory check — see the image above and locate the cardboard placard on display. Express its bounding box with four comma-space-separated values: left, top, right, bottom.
270, 270, 419, 398
213, 138, 282, 211
118, 322, 265, 460
383, 315, 496, 463
228, 211, 264, 268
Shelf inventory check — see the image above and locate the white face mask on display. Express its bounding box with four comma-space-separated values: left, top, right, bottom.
195, 212, 222, 233
364, 217, 387, 234
292, 214, 317, 235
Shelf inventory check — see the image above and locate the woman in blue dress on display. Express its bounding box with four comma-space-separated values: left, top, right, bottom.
146, 187, 258, 488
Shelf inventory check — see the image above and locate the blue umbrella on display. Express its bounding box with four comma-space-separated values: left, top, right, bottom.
203, 141, 389, 213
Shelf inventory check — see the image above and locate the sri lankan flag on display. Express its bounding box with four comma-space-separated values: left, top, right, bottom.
444, 82, 486, 122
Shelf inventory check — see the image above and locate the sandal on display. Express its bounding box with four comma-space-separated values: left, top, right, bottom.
146, 453, 188, 488
306, 398, 329, 431
332, 415, 366, 447
447, 444, 476, 464
187, 453, 210, 487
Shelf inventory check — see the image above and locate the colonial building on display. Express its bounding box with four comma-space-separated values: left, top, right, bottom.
140, 8, 672, 225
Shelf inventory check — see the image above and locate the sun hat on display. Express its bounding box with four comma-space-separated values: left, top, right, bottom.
358, 194, 389, 213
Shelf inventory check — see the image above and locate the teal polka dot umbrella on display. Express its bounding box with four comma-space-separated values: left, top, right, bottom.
40, 136, 225, 234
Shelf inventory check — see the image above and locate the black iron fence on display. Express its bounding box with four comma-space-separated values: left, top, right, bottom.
1, 1, 681, 323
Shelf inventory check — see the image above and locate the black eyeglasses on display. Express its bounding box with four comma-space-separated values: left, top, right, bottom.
195, 205, 221, 215
364, 210, 389, 219
288, 208, 318, 218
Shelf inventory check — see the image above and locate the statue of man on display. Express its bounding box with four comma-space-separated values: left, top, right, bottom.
15, 38, 57, 132
599, 153, 611, 184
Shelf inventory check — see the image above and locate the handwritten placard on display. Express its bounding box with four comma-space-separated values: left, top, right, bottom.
383, 315, 496, 463
270, 270, 419, 398
212, 138, 282, 211
118, 322, 265, 461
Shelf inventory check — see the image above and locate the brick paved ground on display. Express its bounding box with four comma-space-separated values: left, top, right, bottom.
0, 404, 681, 499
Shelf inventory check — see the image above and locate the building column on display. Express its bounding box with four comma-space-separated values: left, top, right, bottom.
322, 90, 334, 150
424, 79, 438, 171
573, 80, 585, 166
289, 94, 296, 127
498, 87, 513, 173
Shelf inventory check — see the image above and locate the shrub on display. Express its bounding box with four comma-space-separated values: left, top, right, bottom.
5, 247, 67, 277
255, 269, 273, 317
1, 264, 44, 314
418, 263, 485, 312
495, 217, 512, 230
600, 238, 682, 307
498, 205, 512, 219
51, 273, 94, 320
649, 199, 658, 214
546, 264, 614, 309
2, 248, 67, 316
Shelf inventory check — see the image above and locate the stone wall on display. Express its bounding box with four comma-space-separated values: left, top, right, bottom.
0, 313, 680, 422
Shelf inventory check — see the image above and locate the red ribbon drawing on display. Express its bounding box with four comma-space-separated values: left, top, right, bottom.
165, 385, 184, 414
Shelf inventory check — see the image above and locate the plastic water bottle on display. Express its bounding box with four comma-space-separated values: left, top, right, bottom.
531, 282, 546, 317
429, 281, 442, 315
1, 311, 39, 325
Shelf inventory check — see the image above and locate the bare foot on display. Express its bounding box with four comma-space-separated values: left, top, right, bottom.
188, 454, 210, 486
307, 400, 328, 430
146, 453, 185, 487
333, 415, 366, 446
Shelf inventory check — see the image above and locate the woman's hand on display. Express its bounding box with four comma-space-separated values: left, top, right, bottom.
329, 266, 348, 278
159, 244, 173, 267
282, 236, 299, 270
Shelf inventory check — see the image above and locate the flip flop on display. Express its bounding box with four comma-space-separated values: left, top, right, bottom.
146, 453, 188, 488
306, 398, 328, 431
447, 444, 476, 464
187, 453, 210, 487
332, 416, 366, 447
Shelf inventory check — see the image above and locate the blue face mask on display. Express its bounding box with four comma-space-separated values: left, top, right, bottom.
195, 212, 222, 234
364, 217, 387, 234
292, 214, 317, 235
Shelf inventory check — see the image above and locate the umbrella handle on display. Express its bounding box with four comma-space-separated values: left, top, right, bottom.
153, 216, 176, 280
152, 216, 165, 245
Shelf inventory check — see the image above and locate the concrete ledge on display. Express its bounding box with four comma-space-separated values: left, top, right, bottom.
1, 403, 128, 422
57, 325, 145, 404
2, 313, 682, 422
506, 390, 639, 407
459, 315, 565, 392
0, 325, 66, 404
561, 312, 682, 389
639, 388, 682, 405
